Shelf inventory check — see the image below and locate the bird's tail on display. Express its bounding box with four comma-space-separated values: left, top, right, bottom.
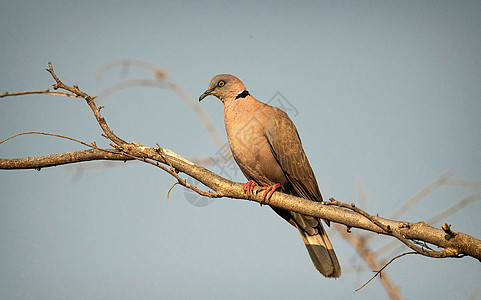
296, 224, 341, 278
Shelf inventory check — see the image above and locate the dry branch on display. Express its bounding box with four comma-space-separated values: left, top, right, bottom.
1, 62, 480, 269
0, 89, 78, 98
0, 149, 131, 169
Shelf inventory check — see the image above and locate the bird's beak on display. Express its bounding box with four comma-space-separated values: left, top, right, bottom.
199, 88, 213, 102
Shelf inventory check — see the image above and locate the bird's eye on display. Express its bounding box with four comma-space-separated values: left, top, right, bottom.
218, 80, 225, 87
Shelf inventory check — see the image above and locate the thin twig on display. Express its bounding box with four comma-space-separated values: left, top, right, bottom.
336, 227, 403, 299
327, 198, 392, 233
354, 252, 417, 294
46, 62, 126, 146
1, 131, 93, 148
0, 90, 78, 98
167, 182, 179, 199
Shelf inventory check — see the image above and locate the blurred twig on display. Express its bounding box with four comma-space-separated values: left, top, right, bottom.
336, 225, 405, 299
427, 193, 481, 225
95, 58, 226, 150
390, 171, 452, 220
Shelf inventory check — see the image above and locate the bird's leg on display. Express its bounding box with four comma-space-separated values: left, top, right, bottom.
258, 183, 281, 204
243, 180, 258, 198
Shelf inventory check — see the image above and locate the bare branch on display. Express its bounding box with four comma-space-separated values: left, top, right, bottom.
46, 62, 127, 146
0, 149, 131, 169
0, 89, 78, 98
2, 62, 480, 270
1, 131, 94, 148
326, 198, 467, 258
99, 142, 481, 261
354, 252, 416, 295
374, 180, 481, 258
0, 131, 132, 169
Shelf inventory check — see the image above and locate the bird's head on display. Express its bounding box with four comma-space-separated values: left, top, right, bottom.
199, 74, 249, 103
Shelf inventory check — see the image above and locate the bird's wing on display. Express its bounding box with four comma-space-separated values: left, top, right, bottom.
264, 107, 323, 203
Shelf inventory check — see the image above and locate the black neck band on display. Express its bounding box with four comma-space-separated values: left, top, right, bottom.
235, 90, 250, 99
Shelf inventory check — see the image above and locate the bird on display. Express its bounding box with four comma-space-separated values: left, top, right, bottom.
199, 74, 341, 278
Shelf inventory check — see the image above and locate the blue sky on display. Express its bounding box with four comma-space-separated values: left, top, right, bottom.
1, 1, 481, 299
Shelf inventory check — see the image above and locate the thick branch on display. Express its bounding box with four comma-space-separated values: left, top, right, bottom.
1, 137, 480, 261
2, 62, 480, 265
120, 144, 481, 261
0, 149, 132, 169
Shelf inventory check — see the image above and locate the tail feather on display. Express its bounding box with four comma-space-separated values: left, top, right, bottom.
296, 224, 341, 278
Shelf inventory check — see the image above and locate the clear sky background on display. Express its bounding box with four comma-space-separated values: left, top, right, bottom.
1, 1, 481, 299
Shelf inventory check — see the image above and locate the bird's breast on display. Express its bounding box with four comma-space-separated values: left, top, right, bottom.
224, 106, 287, 186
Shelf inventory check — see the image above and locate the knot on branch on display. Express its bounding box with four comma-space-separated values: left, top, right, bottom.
442, 223, 455, 240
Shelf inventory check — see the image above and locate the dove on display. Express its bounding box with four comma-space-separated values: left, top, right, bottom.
199, 74, 340, 277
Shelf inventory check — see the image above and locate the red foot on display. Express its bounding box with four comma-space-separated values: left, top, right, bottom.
258, 183, 281, 203
243, 180, 258, 198
243, 181, 281, 203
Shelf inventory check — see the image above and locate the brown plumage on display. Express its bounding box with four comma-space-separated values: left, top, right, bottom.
199, 74, 341, 278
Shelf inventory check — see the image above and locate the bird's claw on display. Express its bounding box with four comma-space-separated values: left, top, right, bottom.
258, 183, 281, 204
243, 180, 258, 198
243, 181, 281, 204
